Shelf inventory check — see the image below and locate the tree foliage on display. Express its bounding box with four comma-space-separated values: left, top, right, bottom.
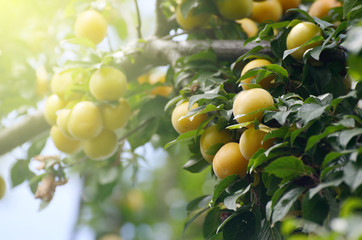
0, 0, 362, 239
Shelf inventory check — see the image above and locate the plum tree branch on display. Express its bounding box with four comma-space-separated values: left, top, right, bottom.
0, 38, 271, 156
119, 38, 271, 80
0, 111, 50, 156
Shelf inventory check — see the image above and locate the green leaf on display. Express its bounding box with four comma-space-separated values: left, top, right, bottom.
305, 125, 346, 151
343, 161, 362, 191
183, 157, 210, 173
180, 0, 198, 18
207, 232, 223, 240
234, 106, 277, 122
222, 211, 257, 240
343, 26, 362, 54
189, 93, 228, 108
11, 160, 32, 187
216, 205, 250, 234
271, 110, 292, 126
263, 64, 289, 79
238, 68, 276, 86
323, 21, 348, 49
113, 16, 128, 40
203, 208, 221, 239
97, 181, 117, 202
205, 143, 224, 155
330, 91, 356, 110
272, 187, 305, 224
343, 0, 359, 19
138, 96, 168, 122
187, 195, 212, 212
302, 193, 329, 225
313, 17, 334, 30
264, 127, 289, 142
98, 168, 119, 185
27, 134, 48, 160
264, 142, 290, 158
298, 104, 327, 125
233, 46, 265, 65
322, 150, 355, 169
226, 122, 253, 130
186, 50, 217, 64
183, 207, 210, 237
339, 128, 362, 148
348, 54, 362, 82
211, 175, 238, 205
339, 197, 362, 217
290, 122, 314, 146
28, 173, 41, 194
264, 156, 314, 180
224, 184, 251, 211
164, 129, 200, 150
128, 117, 160, 150
165, 95, 183, 111
63, 37, 96, 49
271, 183, 291, 207
320, 164, 344, 180
309, 178, 343, 198
249, 143, 290, 172
286, 9, 314, 23
182, 104, 219, 121
258, 219, 283, 240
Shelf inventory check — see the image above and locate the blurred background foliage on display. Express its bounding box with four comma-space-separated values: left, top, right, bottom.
0, 0, 362, 240
0, 0, 66, 118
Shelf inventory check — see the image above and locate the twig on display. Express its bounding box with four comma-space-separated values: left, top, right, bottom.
134, 0, 142, 39
162, 30, 189, 40
118, 117, 155, 142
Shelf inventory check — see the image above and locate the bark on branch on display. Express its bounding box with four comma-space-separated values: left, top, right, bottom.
0, 38, 271, 156
0, 111, 50, 155
119, 38, 270, 80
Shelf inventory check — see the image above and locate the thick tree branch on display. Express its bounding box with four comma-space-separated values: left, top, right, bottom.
119, 38, 270, 79
0, 38, 271, 156
0, 111, 50, 155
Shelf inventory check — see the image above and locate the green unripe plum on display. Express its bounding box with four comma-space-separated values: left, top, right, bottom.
68, 101, 103, 140
286, 22, 322, 60
44, 94, 66, 125
83, 129, 118, 160
215, 0, 253, 20
176, 3, 211, 30
74, 10, 108, 45
101, 98, 131, 130
56, 108, 73, 139
89, 67, 127, 101
50, 71, 83, 101
50, 126, 82, 154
